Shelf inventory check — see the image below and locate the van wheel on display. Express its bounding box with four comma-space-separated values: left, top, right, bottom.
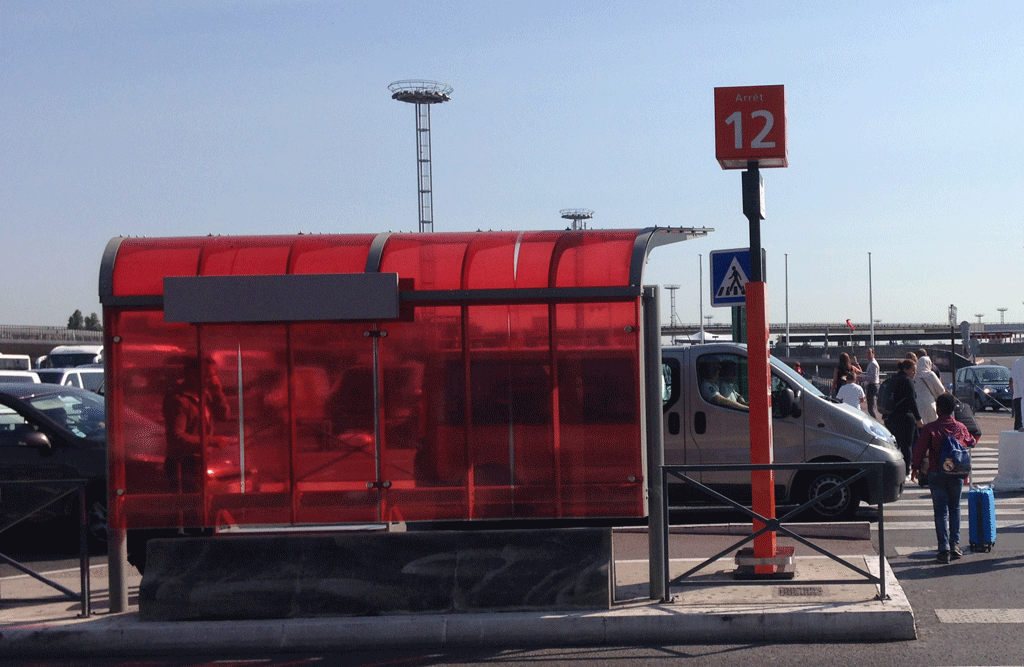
802, 471, 857, 520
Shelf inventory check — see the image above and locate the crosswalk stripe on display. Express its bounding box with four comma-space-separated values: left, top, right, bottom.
893, 546, 1005, 556
883, 520, 1020, 531
936, 608, 1024, 623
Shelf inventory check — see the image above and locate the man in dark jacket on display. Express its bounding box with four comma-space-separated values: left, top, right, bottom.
884, 359, 923, 478
911, 392, 977, 563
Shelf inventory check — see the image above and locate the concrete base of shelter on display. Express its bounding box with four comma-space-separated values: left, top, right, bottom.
138, 527, 612, 621
1, 523, 917, 657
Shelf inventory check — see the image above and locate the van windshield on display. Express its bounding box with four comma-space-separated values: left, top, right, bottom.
47, 353, 98, 367
770, 357, 824, 398
0, 356, 31, 371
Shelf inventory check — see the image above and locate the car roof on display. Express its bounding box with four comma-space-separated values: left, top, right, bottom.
0, 381, 96, 399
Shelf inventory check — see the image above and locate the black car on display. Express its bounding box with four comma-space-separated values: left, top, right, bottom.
953, 364, 1012, 412
0, 382, 108, 545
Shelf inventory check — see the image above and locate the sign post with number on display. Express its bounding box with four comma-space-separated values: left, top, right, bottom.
715, 85, 788, 576
715, 85, 787, 169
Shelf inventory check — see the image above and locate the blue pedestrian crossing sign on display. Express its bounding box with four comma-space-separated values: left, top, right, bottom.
710, 248, 765, 307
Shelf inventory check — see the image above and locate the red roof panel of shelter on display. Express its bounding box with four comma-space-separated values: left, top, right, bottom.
101, 228, 711, 302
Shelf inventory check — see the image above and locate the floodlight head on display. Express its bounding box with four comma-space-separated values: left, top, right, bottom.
560, 208, 594, 230
389, 80, 453, 104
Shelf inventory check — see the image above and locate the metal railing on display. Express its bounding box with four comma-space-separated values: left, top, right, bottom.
0, 479, 92, 616
660, 461, 887, 602
0, 325, 103, 343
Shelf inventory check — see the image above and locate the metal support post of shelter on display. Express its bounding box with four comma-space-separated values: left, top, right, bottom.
643, 286, 667, 600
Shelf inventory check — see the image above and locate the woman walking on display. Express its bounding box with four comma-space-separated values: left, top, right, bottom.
915, 355, 945, 423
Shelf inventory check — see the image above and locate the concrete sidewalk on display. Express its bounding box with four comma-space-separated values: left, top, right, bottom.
0, 523, 915, 657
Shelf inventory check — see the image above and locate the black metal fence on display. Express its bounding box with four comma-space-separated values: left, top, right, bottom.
660, 461, 887, 602
0, 479, 92, 616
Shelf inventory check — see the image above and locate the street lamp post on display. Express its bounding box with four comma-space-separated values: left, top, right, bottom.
868, 252, 874, 348
698, 254, 704, 343
785, 253, 790, 357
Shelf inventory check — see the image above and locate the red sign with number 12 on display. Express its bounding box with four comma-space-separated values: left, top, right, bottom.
714, 85, 787, 169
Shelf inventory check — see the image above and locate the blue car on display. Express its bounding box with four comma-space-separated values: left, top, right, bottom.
953, 365, 1012, 412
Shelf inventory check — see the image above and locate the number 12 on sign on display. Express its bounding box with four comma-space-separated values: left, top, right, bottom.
725, 110, 777, 150
714, 85, 788, 169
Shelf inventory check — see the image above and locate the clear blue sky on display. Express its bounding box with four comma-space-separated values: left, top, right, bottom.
3, 1, 1023, 329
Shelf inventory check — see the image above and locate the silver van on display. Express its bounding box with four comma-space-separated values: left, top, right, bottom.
662, 343, 904, 519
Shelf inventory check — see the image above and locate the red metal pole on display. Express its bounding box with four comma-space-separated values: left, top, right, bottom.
746, 281, 777, 571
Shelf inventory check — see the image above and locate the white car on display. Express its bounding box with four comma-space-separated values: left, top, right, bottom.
0, 370, 41, 383
33, 367, 104, 393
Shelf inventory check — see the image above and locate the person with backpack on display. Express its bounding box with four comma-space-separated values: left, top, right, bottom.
911, 392, 977, 563
884, 359, 924, 479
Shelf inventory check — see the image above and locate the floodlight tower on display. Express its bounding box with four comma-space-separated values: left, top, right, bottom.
665, 284, 682, 327
389, 80, 452, 233
560, 208, 594, 230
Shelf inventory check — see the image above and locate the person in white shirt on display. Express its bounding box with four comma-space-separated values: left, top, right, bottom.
864, 348, 881, 418
1011, 355, 1024, 431
836, 372, 866, 411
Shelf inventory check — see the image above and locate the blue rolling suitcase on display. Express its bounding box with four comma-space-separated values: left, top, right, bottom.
968, 485, 996, 553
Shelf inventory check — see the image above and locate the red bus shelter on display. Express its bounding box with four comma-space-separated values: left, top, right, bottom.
99, 227, 709, 531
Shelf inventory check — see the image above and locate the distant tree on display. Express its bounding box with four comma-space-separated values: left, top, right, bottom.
85, 313, 102, 331
68, 309, 84, 330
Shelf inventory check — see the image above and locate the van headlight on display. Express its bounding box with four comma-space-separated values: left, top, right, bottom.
863, 417, 896, 446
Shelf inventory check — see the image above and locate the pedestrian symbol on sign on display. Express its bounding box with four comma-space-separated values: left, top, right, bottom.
716, 258, 749, 300
709, 248, 763, 307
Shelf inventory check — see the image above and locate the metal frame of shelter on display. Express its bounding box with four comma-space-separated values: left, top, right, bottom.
98, 227, 710, 535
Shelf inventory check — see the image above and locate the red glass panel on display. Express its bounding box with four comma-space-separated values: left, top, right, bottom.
514, 232, 559, 289
200, 239, 291, 276
552, 232, 635, 288
111, 240, 202, 296
461, 234, 519, 290
377, 307, 468, 522
554, 300, 644, 516
195, 325, 293, 526
289, 236, 375, 274
289, 322, 379, 523
379, 234, 476, 290
108, 310, 197, 528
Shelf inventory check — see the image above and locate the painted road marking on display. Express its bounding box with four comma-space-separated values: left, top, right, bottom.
936, 608, 1024, 623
